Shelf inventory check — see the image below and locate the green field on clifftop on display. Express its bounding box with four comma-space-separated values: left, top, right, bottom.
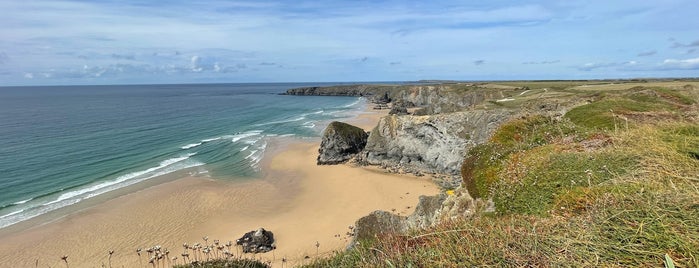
307, 80, 699, 267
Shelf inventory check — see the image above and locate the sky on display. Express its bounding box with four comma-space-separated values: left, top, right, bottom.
1, 0, 698, 86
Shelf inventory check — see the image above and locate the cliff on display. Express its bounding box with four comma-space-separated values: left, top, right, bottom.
285, 83, 527, 115
358, 110, 514, 177
282, 85, 398, 97
310, 81, 699, 267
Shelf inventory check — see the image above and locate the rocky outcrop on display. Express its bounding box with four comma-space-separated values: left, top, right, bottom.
236, 228, 275, 253
404, 194, 448, 229
317, 121, 369, 165
350, 194, 450, 246
389, 103, 408, 115
352, 211, 407, 243
434, 187, 477, 220
357, 110, 514, 176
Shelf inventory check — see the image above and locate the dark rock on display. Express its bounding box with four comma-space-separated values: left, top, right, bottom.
389, 104, 408, 115
317, 121, 368, 165
236, 228, 276, 253
373, 92, 392, 104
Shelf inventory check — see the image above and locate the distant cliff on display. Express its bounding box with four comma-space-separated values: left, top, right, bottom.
282, 85, 398, 97
284, 84, 528, 115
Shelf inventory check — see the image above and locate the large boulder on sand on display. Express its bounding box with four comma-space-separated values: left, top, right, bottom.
236, 228, 275, 253
317, 121, 369, 165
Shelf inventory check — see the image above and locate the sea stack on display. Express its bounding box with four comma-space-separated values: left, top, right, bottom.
317, 121, 368, 165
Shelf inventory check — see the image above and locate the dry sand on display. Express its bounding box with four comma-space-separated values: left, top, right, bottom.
0, 105, 436, 267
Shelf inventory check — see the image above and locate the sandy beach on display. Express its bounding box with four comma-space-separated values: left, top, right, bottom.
0, 106, 440, 267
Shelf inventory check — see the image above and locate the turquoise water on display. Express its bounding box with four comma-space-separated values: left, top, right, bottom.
0, 83, 364, 229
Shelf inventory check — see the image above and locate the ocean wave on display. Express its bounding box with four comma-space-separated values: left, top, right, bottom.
12, 198, 32, 205
0, 209, 25, 219
231, 130, 263, 143
253, 116, 306, 126
342, 97, 364, 108
181, 142, 202, 150
47, 153, 196, 206
0, 154, 203, 229
302, 121, 316, 129
201, 137, 222, 143
237, 134, 269, 171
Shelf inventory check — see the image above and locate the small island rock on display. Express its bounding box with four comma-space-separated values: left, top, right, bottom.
317, 121, 369, 165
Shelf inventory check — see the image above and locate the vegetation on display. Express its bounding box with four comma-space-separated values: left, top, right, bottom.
307, 82, 699, 267
173, 259, 269, 268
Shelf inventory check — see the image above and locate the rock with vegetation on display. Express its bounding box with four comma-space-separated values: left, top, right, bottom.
351, 211, 407, 245
358, 110, 513, 177
317, 121, 369, 165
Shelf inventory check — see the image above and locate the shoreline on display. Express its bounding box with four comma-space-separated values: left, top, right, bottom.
0, 101, 440, 267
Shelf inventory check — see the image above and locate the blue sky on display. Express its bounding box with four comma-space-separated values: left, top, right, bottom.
1, 0, 698, 86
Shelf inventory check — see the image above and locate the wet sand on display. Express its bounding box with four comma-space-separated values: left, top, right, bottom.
0, 105, 437, 267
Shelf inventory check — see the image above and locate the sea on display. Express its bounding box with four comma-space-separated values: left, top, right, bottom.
0, 83, 369, 230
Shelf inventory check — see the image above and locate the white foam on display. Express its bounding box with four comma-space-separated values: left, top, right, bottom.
342, 97, 363, 108
181, 142, 202, 149
254, 116, 306, 126
46, 153, 197, 206
244, 150, 258, 159
302, 121, 316, 129
12, 198, 32, 205
201, 137, 222, 143
0, 209, 25, 219
0, 154, 204, 229
242, 136, 263, 145
231, 130, 263, 142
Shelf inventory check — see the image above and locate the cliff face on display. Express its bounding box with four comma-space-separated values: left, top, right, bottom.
284, 84, 513, 115
357, 110, 513, 176
393, 85, 507, 114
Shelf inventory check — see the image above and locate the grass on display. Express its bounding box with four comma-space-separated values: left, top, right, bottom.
306, 82, 699, 267
173, 259, 269, 268
565, 86, 695, 130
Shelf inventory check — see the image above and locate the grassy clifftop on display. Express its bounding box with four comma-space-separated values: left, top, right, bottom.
307, 81, 699, 267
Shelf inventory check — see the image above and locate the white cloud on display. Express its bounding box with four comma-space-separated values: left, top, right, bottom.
191, 56, 203, 72
577, 61, 639, 71
24, 72, 34, 79
659, 57, 699, 70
